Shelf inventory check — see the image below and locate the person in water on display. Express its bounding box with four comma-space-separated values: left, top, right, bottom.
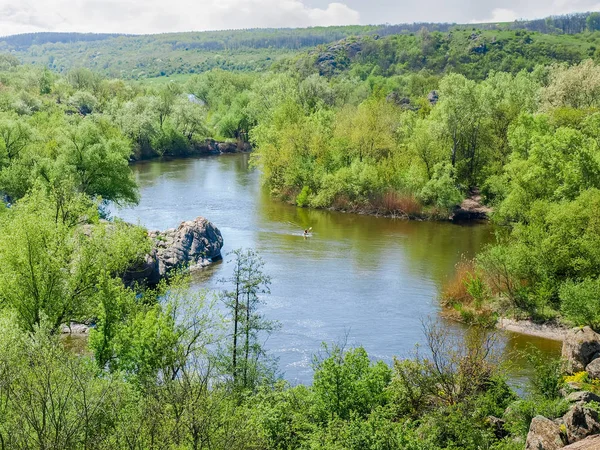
303, 227, 312, 237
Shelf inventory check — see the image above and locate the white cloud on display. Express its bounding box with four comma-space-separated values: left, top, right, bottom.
473, 1, 600, 24
0, 0, 361, 36
475, 8, 520, 23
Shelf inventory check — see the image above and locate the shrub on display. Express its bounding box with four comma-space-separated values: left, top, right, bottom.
419, 162, 464, 210
296, 186, 311, 207
441, 260, 495, 324
560, 278, 600, 330
372, 190, 423, 217
503, 398, 570, 438
525, 348, 562, 399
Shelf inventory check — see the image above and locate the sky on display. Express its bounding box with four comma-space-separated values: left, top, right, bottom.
0, 0, 599, 36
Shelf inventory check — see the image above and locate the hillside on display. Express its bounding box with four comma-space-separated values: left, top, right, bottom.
301, 28, 600, 81
1, 11, 600, 79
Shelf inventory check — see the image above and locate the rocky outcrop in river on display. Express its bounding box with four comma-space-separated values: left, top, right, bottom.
124, 217, 223, 286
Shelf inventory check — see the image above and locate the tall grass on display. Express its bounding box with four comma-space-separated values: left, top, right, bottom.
441, 259, 496, 325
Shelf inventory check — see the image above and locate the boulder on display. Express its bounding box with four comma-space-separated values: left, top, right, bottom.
563, 435, 600, 449
60, 322, 90, 335
526, 416, 566, 450
564, 405, 600, 444
567, 391, 600, 405
562, 327, 600, 374
428, 90, 439, 106
124, 217, 223, 286
217, 142, 237, 154
586, 358, 600, 380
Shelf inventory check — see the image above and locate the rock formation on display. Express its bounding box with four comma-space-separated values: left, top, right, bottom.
586, 359, 600, 380
524, 327, 600, 449
124, 217, 223, 286
567, 391, 600, 405
562, 327, 600, 374
564, 406, 600, 444
526, 416, 566, 450
563, 435, 600, 449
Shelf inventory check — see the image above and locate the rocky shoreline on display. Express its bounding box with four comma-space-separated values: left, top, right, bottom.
62, 216, 224, 336
524, 326, 600, 449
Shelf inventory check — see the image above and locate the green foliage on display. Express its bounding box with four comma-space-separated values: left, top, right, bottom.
312, 345, 392, 422
419, 162, 464, 210
525, 348, 563, 399
0, 190, 149, 332
0, 20, 598, 450
296, 185, 311, 207
560, 277, 600, 329
503, 397, 570, 438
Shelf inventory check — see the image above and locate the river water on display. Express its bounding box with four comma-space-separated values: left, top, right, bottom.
111, 153, 561, 387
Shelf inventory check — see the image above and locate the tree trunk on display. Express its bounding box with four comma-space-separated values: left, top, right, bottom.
232, 282, 239, 384
243, 292, 250, 388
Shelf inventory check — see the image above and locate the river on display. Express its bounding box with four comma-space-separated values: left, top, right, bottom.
111, 153, 561, 387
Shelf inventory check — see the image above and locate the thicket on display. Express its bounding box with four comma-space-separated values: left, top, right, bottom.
438, 60, 600, 327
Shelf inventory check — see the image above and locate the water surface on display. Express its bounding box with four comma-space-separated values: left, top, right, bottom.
112, 154, 561, 386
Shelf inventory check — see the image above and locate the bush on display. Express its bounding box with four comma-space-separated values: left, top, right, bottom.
296, 186, 311, 207
419, 162, 464, 210
503, 398, 570, 438
312, 345, 392, 422
560, 278, 600, 329
372, 190, 423, 217
441, 260, 495, 324
525, 348, 562, 399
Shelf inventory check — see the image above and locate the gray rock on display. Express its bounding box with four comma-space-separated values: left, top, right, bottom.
562, 327, 600, 374
60, 322, 90, 335
563, 435, 600, 449
564, 405, 600, 444
586, 358, 600, 380
124, 217, 223, 286
567, 391, 600, 405
526, 416, 566, 450
566, 383, 585, 392
428, 90, 439, 106
217, 142, 237, 154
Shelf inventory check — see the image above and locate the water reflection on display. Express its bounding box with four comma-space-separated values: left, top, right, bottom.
111, 154, 561, 384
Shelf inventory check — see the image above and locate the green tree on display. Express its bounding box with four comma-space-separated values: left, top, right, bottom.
220, 249, 277, 389
432, 73, 486, 186
52, 119, 140, 205
0, 190, 149, 332
312, 345, 392, 421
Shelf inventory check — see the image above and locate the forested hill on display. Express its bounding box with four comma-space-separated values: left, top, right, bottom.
0, 27, 380, 78
0, 32, 127, 50
299, 28, 600, 81
2, 11, 600, 79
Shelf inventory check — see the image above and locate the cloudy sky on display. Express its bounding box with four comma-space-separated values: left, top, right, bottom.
1, 0, 599, 36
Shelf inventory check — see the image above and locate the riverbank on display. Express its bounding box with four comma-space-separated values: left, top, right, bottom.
130, 139, 252, 162
497, 318, 569, 341
305, 190, 491, 224
130, 151, 492, 224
